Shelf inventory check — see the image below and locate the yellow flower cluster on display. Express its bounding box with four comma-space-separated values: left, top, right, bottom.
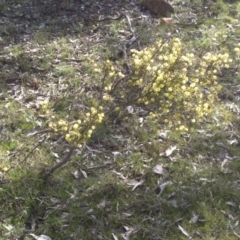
87, 39, 237, 133
48, 107, 104, 147
128, 38, 233, 131
0, 150, 10, 171
105, 60, 117, 78
176, 125, 189, 132
103, 93, 113, 101
234, 43, 240, 56
39, 100, 50, 110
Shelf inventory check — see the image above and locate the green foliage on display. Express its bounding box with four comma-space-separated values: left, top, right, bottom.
54, 65, 76, 77
33, 31, 51, 45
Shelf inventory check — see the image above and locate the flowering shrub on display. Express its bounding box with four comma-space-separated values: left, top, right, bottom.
46, 106, 104, 147
101, 38, 236, 132
41, 39, 239, 145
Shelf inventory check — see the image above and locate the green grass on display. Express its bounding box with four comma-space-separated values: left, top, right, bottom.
0, 0, 240, 239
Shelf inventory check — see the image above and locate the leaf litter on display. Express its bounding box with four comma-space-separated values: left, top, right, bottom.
0, 0, 240, 240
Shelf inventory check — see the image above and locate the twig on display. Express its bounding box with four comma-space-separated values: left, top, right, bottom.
61, 58, 83, 62
26, 129, 50, 137
122, 14, 138, 59
42, 146, 75, 181
5, 137, 47, 174
90, 13, 123, 22
124, 13, 134, 35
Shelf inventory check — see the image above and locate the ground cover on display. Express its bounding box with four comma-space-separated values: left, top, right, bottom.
0, 0, 240, 239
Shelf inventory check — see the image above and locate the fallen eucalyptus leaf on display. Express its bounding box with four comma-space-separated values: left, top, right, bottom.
153, 164, 164, 175
126, 106, 134, 114
226, 201, 237, 207
178, 225, 191, 238
3, 224, 14, 231
29, 234, 52, 240
158, 181, 172, 195
132, 179, 145, 191
121, 226, 136, 240
168, 199, 178, 208
80, 169, 87, 178
190, 214, 199, 224
112, 233, 118, 240
97, 199, 106, 209
160, 145, 178, 157
165, 145, 177, 156
71, 170, 79, 179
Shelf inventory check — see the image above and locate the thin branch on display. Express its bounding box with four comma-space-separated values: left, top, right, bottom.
122, 13, 138, 59
5, 137, 47, 174
42, 146, 75, 181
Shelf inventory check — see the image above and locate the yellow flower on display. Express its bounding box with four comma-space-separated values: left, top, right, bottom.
109, 72, 115, 77
163, 62, 169, 68
234, 47, 240, 54
190, 83, 196, 88
146, 65, 152, 71
179, 125, 188, 132
91, 107, 97, 114
65, 134, 71, 141
2, 166, 8, 171
152, 66, 157, 71
94, 68, 101, 73
134, 58, 141, 66
118, 72, 125, 78
62, 126, 68, 132
73, 124, 79, 130
203, 103, 209, 109
58, 120, 66, 126
158, 55, 163, 61
88, 129, 93, 135
155, 87, 160, 93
